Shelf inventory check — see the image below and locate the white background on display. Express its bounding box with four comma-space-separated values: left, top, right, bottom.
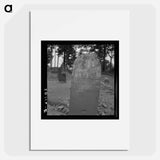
0, 0, 160, 159
31, 10, 129, 150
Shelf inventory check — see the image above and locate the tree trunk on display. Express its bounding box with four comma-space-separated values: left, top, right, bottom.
50, 48, 53, 68
63, 52, 66, 70
54, 54, 56, 68
57, 55, 59, 68
102, 45, 106, 72
110, 57, 112, 70
50, 57, 53, 68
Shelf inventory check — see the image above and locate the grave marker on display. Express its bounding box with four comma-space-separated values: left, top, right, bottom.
69, 53, 101, 115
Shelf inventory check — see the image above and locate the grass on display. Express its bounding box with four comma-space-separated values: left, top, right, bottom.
47, 72, 114, 115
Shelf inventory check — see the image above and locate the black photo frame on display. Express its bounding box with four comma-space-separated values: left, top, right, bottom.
41, 40, 119, 119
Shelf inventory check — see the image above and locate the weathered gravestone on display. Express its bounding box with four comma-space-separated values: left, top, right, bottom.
69, 53, 101, 115
58, 67, 66, 82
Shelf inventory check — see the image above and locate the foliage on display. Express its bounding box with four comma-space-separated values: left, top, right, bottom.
47, 45, 53, 66
47, 44, 115, 73
57, 45, 76, 69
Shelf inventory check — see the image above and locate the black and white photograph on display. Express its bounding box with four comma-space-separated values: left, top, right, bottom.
41, 41, 119, 119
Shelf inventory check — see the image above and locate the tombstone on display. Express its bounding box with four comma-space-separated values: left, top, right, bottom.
69, 53, 101, 115
58, 67, 66, 82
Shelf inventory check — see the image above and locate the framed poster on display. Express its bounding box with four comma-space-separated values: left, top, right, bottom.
30, 9, 129, 150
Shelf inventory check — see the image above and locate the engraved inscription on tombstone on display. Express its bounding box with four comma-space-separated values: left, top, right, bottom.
69, 53, 101, 115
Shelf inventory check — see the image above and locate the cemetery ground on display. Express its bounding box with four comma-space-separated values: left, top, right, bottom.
47, 71, 114, 116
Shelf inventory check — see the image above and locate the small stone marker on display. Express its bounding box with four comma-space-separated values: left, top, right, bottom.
69, 53, 101, 115
58, 68, 66, 82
